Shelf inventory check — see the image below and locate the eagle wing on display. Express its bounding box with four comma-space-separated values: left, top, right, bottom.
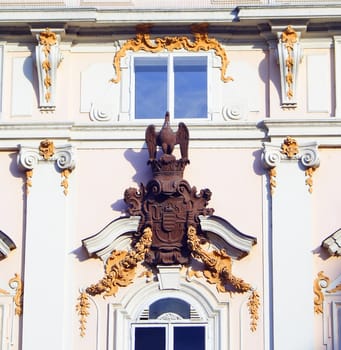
176, 122, 189, 161
145, 124, 157, 161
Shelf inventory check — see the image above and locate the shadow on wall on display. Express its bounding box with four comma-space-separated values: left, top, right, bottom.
258, 48, 281, 118
111, 147, 153, 213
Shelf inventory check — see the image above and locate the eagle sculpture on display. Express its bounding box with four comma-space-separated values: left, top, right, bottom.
145, 112, 189, 163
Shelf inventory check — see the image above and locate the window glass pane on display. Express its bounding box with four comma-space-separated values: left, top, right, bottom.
135, 57, 167, 119
135, 327, 165, 350
174, 56, 207, 119
149, 298, 190, 319
174, 326, 205, 350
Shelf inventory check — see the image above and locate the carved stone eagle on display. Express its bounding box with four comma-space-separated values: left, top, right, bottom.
145, 112, 189, 162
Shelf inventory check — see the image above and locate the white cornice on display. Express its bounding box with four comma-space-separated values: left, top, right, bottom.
0, 9, 236, 25
1, 119, 341, 149
238, 5, 341, 21
262, 119, 341, 146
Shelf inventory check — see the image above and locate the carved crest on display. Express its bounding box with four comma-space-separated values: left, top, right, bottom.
82, 115, 260, 333
125, 113, 213, 265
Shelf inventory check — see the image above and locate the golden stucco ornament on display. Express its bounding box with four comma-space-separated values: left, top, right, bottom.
111, 23, 233, 84
281, 136, 299, 158
86, 227, 153, 298
187, 225, 259, 331
39, 139, 55, 160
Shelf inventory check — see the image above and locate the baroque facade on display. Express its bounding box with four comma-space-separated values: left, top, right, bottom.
0, 1, 341, 349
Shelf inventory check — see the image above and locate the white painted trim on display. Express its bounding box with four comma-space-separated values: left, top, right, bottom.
82, 216, 140, 261
199, 215, 256, 258
108, 279, 229, 350
0, 231, 16, 259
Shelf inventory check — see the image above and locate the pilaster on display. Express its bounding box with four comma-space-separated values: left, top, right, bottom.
18, 140, 75, 350
262, 137, 319, 350
334, 36, 341, 117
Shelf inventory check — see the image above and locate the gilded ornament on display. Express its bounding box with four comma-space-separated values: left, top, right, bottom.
39, 139, 55, 160
305, 167, 316, 193
111, 23, 232, 84
10, 273, 23, 316
269, 167, 277, 195
0, 274, 23, 315
25, 169, 33, 195
86, 227, 152, 297
248, 290, 260, 332
61, 168, 71, 196
280, 26, 298, 100
76, 291, 90, 337
39, 28, 57, 103
281, 136, 299, 158
314, 271, 330, 314
187, 225, 259, 331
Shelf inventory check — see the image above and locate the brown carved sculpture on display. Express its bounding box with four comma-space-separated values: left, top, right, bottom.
125, 112, 214, 265
83, 113, 260, 332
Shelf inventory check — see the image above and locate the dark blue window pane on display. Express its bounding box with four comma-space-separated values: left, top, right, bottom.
135, 57, 167, 119
174, 326, 205, 350
135, 327, 165, 350
174, 57, 207, 119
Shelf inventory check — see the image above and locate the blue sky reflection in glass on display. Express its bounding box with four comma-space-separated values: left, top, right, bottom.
135, 57, 167, 119
174, 56, 207, 119
134, 56, 207, 119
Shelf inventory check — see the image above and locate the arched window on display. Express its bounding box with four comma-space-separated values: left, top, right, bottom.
132, 297, 206, 350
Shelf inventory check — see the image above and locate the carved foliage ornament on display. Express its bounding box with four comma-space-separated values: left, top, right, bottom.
277, 25, 302, 108
76, 291, 90, 337
313, 271, 341, 315
83, 113, 259, 333
280, 25, 298, 101
0, 273, 23, 316
111, 23, 233, 84
281, 136, 299, 158
35, 28, 62, 111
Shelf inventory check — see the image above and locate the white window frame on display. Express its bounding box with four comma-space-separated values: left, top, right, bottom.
129, 51, 213, 122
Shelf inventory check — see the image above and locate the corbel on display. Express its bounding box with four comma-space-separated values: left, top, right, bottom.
272, 25, 306, 109
31, 27, 64, 112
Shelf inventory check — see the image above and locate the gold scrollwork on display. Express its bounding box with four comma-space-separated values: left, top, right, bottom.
187, 225, 259, 331
10, 273, 23, 316
0, 274, 23, 316
76, 291, 90, 337
314, 271, 330, 314
281, 136, 299, 158
39, 28, 57, 103
86, 227, 153, 298
280, 25, 298, 100
111, 23, 233, 84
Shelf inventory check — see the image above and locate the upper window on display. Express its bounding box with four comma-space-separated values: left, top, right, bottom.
132, 297, 206, 350
133, 55, 208, 120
